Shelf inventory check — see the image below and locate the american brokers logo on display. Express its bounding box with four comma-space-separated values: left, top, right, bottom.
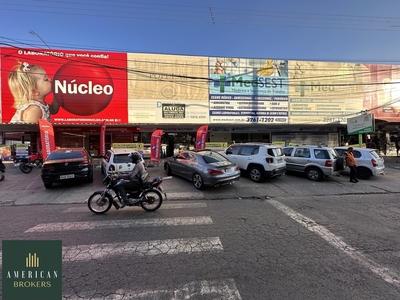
2, 240, 62, 300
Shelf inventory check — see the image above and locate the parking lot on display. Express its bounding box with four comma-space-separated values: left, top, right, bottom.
1, 155, 399, 206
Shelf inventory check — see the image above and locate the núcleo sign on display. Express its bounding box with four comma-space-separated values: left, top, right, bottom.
347, 114, 375, 135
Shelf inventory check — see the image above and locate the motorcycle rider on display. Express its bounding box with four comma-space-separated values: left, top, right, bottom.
116, 152, 146, 208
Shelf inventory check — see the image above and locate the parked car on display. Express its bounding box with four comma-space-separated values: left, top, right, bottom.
221, 143, 286, 183
101, 149, 145, 175
143, 144, 151, 159
164, 150, 241, 189
334, 147, 385, 179
41, 148, 93, 189
282, 145, 345, 181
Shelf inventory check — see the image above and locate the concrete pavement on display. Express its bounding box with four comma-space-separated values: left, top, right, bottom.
0, 153, 398, 206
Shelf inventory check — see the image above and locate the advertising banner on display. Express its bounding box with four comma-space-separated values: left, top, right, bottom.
39, 119, 56, 160
127, 53, 209, 124
1, 47, 127, 124
150, 129, 163, 162
195, 125, 208, 150
99, 120, 106, 156
209, 58, 289, 124
363, 64, 400, 122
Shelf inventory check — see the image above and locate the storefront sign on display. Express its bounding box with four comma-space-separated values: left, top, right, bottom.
1, 48, 127, 124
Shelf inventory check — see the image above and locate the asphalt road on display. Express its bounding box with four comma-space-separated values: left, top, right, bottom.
1, 158, 400, 299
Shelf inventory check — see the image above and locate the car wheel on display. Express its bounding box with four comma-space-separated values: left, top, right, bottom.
306, 167, 322, 181
165, 163, 172, 176
44, 183, 53, 189
192, 173, 204, 190
356, 167, 371, 180
248, 166, 264, 183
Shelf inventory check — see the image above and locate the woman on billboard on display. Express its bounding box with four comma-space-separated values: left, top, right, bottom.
8, 62, 59, 123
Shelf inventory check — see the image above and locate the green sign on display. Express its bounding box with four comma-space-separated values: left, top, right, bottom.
2, 240, 62, 300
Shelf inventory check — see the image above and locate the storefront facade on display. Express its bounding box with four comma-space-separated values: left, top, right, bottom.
1, 47, 399, 158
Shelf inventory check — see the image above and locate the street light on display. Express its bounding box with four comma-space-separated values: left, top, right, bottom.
29, 30, 51, 49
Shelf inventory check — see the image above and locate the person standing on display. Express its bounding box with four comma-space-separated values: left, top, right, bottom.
344, 147, 358, 183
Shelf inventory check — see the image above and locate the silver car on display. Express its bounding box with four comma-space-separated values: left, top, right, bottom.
283, 145, 345, 181
164, 150, 241, 189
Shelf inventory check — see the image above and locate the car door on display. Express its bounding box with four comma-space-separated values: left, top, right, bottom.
289, 147, 310, 173
224, 145, 241, 165
170, 152, 188, 176
236, 145, 256, 169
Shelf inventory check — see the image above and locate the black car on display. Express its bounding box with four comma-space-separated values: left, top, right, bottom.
41, 148, 94, 188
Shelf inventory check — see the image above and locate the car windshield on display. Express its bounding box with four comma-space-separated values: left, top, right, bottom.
47, 151, 84, 160
201, 152, 228, 164
113, 154, 132, 163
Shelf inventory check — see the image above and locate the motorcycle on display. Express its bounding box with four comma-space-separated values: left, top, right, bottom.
19, 153, 43, 174
0, 158, 5, 181
87, 173, 169, 214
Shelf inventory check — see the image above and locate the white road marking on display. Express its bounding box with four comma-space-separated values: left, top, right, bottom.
24, 217, 213, 232
62, 202, 207, 213
63, 237, 223, 261
64, 278, 242, 300
268, 199, 400, 287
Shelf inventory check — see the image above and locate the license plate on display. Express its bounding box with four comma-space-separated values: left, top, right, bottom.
60, 174, 74, 179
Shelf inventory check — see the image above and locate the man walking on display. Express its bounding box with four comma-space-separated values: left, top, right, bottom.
344, 147, 358, 183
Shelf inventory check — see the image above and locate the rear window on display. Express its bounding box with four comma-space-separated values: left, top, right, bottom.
267, 148, 283, 157
314, 149, 330, 159
202, 152, 228, 164
47, 150, 85, 160
113, 154, 132, 163
369, 151, 380, 159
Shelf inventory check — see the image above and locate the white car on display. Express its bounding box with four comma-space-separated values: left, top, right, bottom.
222, 143, 286, 182
101, 149, 145, 175
334, 147, 385, 180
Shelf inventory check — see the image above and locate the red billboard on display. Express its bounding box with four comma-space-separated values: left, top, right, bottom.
1, 47, 127, 124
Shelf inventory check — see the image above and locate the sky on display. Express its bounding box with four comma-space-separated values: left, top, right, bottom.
1, 0, 400, 64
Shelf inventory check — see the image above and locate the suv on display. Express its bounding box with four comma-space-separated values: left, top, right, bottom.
282, 145, 345, 181
334, 147, 385, 179
101, 149, 145, 175
222, 143, 286, 182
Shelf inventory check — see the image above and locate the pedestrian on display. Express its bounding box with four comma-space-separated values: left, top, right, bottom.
344, 147, 358, 183
396, 136, 400, 157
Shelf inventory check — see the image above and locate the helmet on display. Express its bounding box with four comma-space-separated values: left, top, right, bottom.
128, 152, 141, 162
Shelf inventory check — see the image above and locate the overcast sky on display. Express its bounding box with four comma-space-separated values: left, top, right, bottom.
1, 0, 400, 64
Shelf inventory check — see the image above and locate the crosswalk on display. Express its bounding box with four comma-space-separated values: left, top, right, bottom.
12, 201, 243, 299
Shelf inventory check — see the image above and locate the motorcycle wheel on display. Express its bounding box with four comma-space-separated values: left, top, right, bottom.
19, 163, 33, 174
140, 189, 163, 212
34, 159, 43, 167
88, 192, 113, 214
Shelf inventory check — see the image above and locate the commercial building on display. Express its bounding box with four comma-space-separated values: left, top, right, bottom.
1, 47, 399, 158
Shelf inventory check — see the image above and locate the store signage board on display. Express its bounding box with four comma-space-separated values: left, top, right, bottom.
347, 114, 375, 135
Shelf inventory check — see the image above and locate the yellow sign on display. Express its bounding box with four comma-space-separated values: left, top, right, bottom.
111, 143, 144, 149
205, 142, 228, 149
